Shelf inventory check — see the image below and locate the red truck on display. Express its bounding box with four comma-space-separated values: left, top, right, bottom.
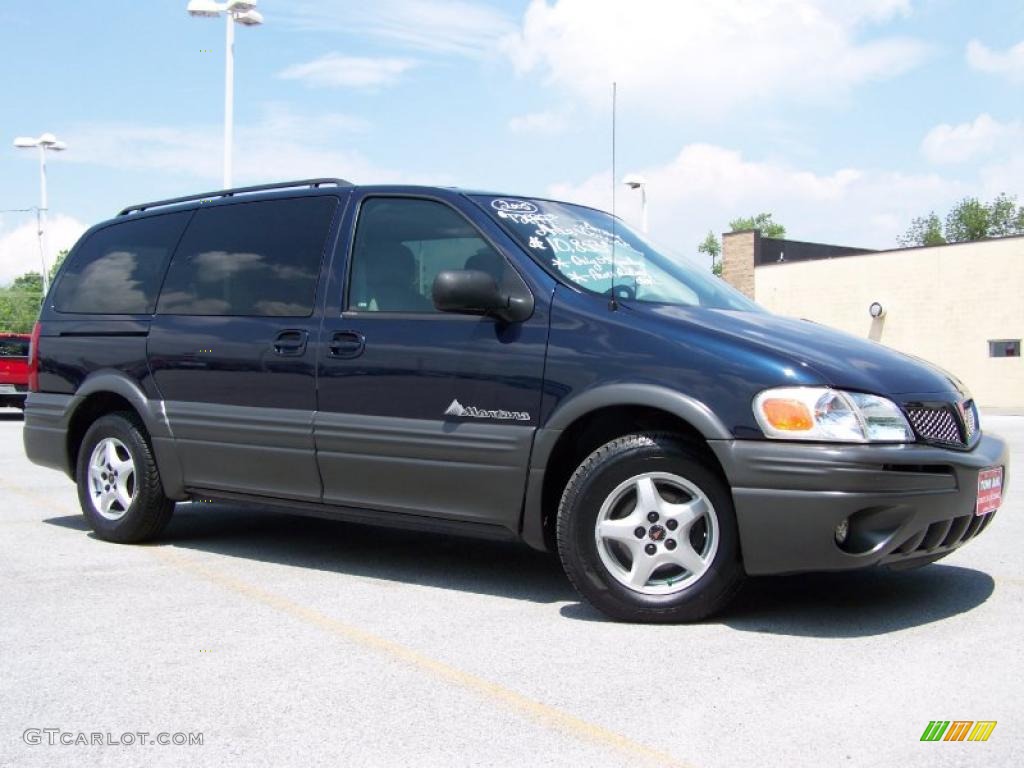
0, 333, 31, 409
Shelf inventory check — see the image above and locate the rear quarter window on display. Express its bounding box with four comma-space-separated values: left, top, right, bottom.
54, 212, 192, 315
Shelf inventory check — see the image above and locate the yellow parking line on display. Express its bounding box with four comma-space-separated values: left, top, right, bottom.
3, 473, 693, 767
150, 546, 693, 768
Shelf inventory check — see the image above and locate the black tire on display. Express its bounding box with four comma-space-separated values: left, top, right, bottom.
557, 433, 744, 623
75, 412, 175, 543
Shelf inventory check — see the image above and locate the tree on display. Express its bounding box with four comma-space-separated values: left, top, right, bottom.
0, 280, 43, 334
0, 250, 68, 334
49, 249, 68, 283
897, 212, 946, 247
900, 194, 1024, 246
728, 213, 786, 239
944, 197, 990, 243
10, 272, 43, 295
987, 193, 1021, 237
697, 230, 722, 275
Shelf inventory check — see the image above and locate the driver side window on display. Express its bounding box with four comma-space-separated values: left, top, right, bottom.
348, 197, 506, 313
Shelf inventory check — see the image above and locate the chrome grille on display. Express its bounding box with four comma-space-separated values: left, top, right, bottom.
962, 400, 977, 440
905, 405, 963, 446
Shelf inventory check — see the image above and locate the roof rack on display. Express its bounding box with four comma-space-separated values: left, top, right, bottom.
117, 178, 353, 216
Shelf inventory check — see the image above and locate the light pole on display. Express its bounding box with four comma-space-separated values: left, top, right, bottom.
186, 0, 264, 189
13, 133, 67, 294
623, 174, 648, 234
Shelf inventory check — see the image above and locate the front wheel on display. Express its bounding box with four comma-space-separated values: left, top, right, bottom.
76, 412, 175, 543
557, 433, 744, 622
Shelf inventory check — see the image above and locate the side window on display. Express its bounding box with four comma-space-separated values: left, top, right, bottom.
53, 212, 191, 314
349, 197, 507, 313
158, 196, 336, 317
0, 337, 29, 357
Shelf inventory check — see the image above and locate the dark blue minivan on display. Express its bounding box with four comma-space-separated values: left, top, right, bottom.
23, 179, 1009, 622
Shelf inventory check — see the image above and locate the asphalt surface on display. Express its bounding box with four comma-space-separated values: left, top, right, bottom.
0, 411, 1020, 768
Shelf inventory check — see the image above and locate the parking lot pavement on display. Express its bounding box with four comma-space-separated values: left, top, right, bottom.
0, 411, 1020, 768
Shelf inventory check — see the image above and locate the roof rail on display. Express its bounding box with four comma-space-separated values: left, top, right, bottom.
117, 178, 353, 216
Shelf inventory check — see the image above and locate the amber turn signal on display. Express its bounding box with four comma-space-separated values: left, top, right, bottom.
760, 398, 813, 431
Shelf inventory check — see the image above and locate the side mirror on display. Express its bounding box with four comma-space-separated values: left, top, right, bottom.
432, 269, 532, 323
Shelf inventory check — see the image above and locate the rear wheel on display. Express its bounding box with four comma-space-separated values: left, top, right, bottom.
557, 433, 744, 622
76, 413, 174, 543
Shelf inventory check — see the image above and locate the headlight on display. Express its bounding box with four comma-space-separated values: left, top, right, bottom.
753, 387, 914, 443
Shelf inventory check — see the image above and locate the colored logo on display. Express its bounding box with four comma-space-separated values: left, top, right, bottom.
920, 721, 997, 742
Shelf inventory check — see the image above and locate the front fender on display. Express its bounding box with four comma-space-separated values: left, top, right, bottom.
520, 383, 730, 551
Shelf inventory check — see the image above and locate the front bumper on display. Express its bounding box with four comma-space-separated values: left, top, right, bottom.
709, 433, 1009, 575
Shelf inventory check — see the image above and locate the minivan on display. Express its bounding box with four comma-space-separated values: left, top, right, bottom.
24, 178, 1009, 622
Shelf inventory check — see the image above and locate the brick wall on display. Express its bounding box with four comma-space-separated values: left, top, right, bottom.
721, 230, 758, 299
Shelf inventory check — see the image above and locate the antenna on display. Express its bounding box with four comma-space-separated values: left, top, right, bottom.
609, 81, 618, 311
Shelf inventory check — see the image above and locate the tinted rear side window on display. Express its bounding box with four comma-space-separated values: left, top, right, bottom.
54, 212, 191, 314
158, 197, 336, 317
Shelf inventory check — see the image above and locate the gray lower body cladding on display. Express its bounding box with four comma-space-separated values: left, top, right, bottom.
710, 434, 1009, 575
23, 393, 70, 474
25, 391, 1011, 574
24, 390, 185, 498
23, 393, 532, 537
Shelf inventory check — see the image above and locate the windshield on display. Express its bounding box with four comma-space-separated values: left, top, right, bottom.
473, 196, 761, 312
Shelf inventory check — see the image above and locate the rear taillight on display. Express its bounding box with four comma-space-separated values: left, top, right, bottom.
28, 321, 41, 392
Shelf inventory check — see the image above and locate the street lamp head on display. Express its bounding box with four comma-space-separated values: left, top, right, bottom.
226, 0, 258, 11
49, 141, 68, 152
38, 133, 58, 146
13, 136, 38, 148
234, 8, 264, 25
187, 0, 225, 17
622, 174, 647, 190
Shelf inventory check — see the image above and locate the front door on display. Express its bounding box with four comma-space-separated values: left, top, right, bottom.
315, 194, 550, 531
148, 194, 341, 501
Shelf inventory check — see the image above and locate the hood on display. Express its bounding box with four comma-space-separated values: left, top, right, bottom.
637, 305, 965, 398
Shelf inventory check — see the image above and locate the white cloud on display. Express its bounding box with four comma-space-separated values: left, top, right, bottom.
547, 143, 962, 255
283, 0, 515, 58
0, 214, 86, 286
967, 39, 1024, 82
829, 0, 913, 24
501, 0, 927, 116
508, 110, 571, 135
921, 114, 1023, 165
57, 105, 442, 188
278, 55, 417, 89
918, 114, 1024, 202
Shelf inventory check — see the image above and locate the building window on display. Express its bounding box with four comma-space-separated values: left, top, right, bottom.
988, 340, 1020, 358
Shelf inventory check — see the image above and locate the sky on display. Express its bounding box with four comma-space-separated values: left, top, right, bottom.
1, 0, 1022, 284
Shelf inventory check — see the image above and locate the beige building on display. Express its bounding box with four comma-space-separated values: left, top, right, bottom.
722, 231, 1024, 409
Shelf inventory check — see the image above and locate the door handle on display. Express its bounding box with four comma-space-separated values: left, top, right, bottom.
328, 331, 365, 358
273, 330, 308, 356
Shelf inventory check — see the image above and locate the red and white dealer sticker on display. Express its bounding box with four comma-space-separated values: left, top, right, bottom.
976, 467, 1003, 516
